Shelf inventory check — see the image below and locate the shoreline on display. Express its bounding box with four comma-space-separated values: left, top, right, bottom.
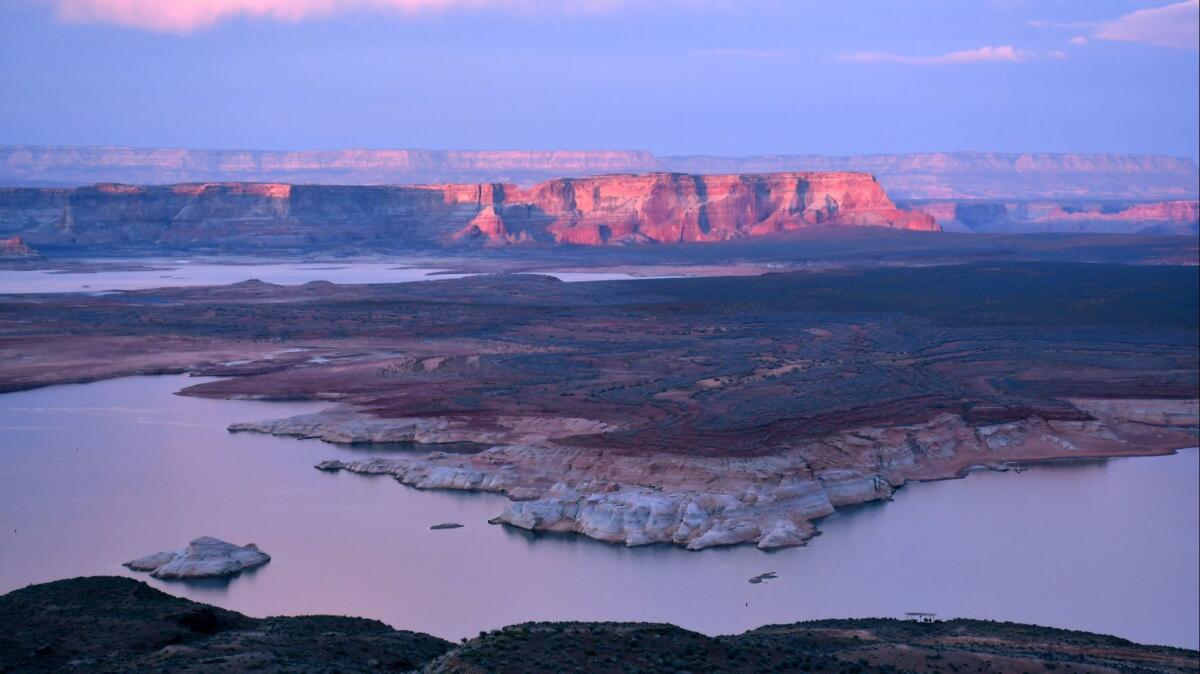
3, 265, 1196, 552
3, 372, 1197, 651
270, 398, 1198, 551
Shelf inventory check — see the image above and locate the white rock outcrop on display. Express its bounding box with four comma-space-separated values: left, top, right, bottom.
235, 399, 1198, 551
124, 537, 270, 579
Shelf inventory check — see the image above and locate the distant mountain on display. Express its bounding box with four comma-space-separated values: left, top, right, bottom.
660, 152, 1200, 201
903, 198, 1199, 235
2, 145, 1196, 200
0, 146, 658, 190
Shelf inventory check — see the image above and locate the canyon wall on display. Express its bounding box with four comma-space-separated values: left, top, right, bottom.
3, 146, 1196, 200
0, 172, 937, 251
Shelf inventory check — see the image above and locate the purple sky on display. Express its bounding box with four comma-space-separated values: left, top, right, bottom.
1, 0, 1197, 158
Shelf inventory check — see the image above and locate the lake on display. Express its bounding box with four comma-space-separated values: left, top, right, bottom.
1, 375, 1196, 648
0, 260, 676, 293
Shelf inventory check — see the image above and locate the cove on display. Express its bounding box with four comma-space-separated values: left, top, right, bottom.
1, 375, 1195, 648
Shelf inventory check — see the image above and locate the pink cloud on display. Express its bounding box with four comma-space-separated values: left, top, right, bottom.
839, 45, 1032, 66
1095, 0, 1199, 49
46, 0, 626, 32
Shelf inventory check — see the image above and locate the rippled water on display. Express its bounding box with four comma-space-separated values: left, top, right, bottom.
1, 375, 1196, 648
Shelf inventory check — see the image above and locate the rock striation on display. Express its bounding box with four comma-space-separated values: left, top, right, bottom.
451, 172, 938, 244
0, 172, 937, 250
124, 536, 270, 579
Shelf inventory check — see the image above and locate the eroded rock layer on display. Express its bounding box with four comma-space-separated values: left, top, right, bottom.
268, 401, 1197, 550
0, 172, 936, 249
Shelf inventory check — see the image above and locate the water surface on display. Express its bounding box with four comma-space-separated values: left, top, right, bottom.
0, 260, 665, 293
1, 376, 1196, 648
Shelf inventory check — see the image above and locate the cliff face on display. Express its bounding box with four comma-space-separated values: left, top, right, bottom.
452, 172, 937, 245
0, 172, 937, 251
3, 146, 1196, 200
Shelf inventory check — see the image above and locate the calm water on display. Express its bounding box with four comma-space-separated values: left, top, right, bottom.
0, 261, 665, 293
1, 375, 1196, 648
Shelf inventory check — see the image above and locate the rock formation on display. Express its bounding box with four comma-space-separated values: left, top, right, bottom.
243, 399, 1199, 551
0, 172, 937, 250
450, 172, 939, 244
124, 537, 270, 579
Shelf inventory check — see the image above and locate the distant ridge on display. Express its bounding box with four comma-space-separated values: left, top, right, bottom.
1, 145, 1197, 200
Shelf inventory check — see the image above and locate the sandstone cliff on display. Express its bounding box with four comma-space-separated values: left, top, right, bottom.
0, 172, 937, 250
3, 145, 1196, 200
450, 172, 938, 245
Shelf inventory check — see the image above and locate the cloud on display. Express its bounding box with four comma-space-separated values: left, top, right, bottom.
1047, 50, 1068, 59
1030, 1, 1198, 50
1095, 0, 1199, 49
839, 45, 1032, 65
45, 0, 629, 32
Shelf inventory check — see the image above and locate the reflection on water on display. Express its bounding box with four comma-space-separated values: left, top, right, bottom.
1, 375, 1196, 649
0, 261, 468, 293
0, 260, 668, 293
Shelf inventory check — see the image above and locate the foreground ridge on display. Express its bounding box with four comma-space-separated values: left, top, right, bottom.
2, 577, 1196, 673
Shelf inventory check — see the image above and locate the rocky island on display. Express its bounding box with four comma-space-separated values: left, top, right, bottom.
124, 537, 271, 580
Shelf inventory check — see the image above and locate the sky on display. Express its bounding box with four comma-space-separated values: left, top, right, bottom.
0, 0, 1197, 158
